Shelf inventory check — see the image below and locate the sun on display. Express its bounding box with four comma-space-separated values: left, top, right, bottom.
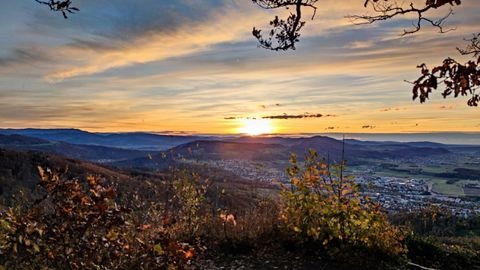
239, 118, 273, 136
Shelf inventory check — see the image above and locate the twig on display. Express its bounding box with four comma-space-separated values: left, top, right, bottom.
407, 261, 438, 270
347, 0, 460, 35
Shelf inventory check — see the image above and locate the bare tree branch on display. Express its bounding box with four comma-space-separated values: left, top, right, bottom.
348, 0, 461, 35
457, 33, 480, 57
406, 261, 439, 270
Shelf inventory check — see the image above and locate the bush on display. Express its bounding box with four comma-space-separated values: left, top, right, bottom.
280, 149, 406, 256
0, 167, 192, 269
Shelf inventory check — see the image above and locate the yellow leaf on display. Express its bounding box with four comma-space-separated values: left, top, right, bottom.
0, 219, 10, 231
153, 244, 164, 255
33, 244, 40, 253
106, 230, 119, 241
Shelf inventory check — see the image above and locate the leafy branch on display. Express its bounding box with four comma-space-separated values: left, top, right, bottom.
251, 0, 318, 51
410, 48, 480, 106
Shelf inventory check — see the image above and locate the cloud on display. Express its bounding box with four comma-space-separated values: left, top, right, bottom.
38, 2, 266, 81
224, 113, 336, 120
0, 48, 49, 67
345, 40, 374, 49
262, 113, 334, 119
380, 107, 405, 112
259, 103, 282, 109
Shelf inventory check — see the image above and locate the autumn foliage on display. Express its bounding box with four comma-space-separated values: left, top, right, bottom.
280, 150, 406, 255
0, 167, 194, 269
412, 35, 480, 106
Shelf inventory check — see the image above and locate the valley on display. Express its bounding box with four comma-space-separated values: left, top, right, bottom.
1, 129, 479, 215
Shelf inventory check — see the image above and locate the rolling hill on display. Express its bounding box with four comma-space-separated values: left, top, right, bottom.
0, 128, 213, 150
0, 148, 130, 203
0, 134, 154, 163
112, 136, 453, 171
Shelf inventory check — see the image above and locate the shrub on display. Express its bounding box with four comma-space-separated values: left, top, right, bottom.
280, 149, 406, 256
0, 167, 191, 269
168, 169, 209, 240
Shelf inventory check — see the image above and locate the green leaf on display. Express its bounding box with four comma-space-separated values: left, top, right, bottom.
33, 243, 40, 253
0, 219, 10, 231
153, 244, 164, 255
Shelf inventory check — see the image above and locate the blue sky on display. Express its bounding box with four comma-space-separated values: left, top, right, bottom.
0, 0, 479, 134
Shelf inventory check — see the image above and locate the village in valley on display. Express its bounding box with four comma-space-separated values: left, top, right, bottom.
190, 156, 480, 217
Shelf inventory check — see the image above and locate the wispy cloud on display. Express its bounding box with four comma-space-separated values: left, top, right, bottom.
259, 103, 282, 109
380, 107, 405, 112
224, 113, 336, 120
439, 105, 455, 110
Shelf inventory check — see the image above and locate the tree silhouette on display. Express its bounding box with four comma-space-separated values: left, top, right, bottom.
411, 34, 480, 106
35, 0, 79, 19
251, 0, 462, 49
251, 0, 318, 51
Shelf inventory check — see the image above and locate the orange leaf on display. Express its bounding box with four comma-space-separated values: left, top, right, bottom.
184, 249, 194, 259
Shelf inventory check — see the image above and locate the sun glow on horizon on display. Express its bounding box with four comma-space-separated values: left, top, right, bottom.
239, 118, 274, 136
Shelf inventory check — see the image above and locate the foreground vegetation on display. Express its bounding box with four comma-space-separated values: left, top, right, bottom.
0, 150, 478, 269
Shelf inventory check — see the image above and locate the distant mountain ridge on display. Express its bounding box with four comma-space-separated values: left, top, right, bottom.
0, 128, 213, 151
0, 134, 154, 163
112, 136, 453, 170
0, 129, 467, 172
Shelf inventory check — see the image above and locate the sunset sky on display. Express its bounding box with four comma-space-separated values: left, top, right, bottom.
0, 0, 479, 134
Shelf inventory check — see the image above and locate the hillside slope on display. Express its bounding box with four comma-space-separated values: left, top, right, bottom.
0, 134, 155, 162
0, 149, 130, 203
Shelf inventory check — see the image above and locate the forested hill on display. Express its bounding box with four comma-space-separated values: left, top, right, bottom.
0, 149, 129, 202
0, 128, 211, 151
0, 134, 155, 163
112, 136, 453, 170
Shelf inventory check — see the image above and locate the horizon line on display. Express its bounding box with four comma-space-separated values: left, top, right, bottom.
1, 127, 480, 136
